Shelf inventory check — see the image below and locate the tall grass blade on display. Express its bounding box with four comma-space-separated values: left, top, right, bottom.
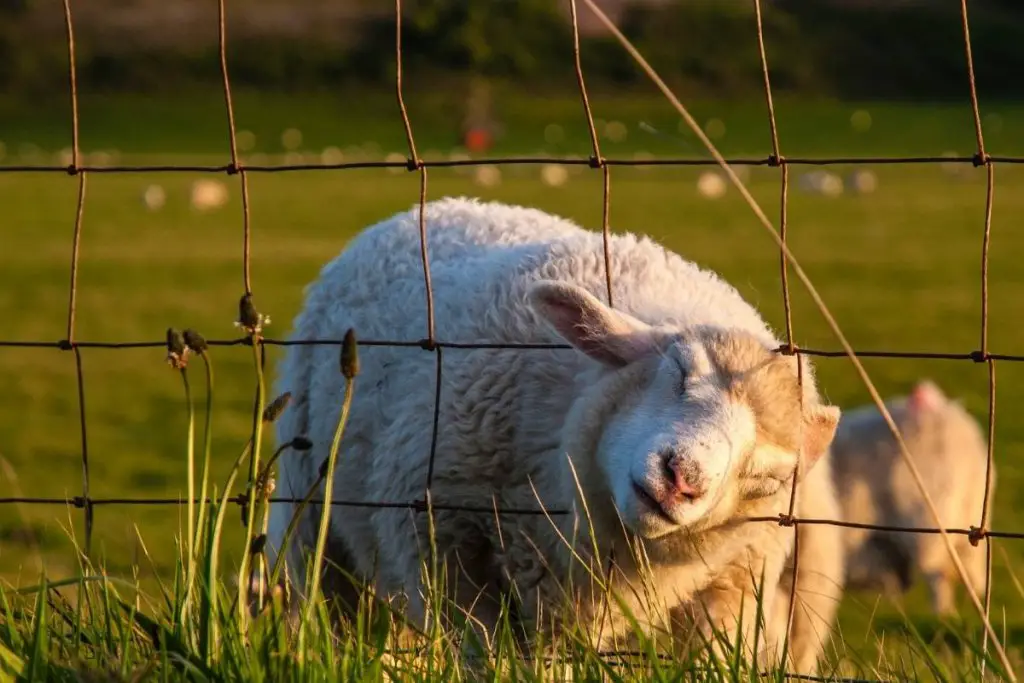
24, 575, 46, 683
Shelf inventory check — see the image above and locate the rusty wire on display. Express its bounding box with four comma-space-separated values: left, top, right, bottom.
4, 338, 1024, 361
0, 0, 1016, 680
957, 0, 998, 669
5, 154, 1024, 176
750, 0, 803, 667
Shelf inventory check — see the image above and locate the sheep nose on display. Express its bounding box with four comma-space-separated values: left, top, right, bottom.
660, 448, 702, 501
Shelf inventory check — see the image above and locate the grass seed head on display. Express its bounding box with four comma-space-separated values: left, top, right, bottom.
235, 293, 271, 337
262, 391, 292, 423
182, 328, 208, 353
341, 328, 360, 379
165, 327, 189, 369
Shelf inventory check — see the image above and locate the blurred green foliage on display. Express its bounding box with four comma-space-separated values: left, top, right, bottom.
0, 0, 1022, 99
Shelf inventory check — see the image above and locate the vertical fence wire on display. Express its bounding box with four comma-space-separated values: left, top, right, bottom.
568, 0, 614, 309
216, 0, 253, 297
958, 0, 998, 669
60, 0, 94, 557
392, 4, 444, 572
567, 0, 623, 649
751, 0, 804, 664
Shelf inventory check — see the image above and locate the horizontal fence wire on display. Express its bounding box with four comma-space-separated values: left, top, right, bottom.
1, 338, 1023, 362
0, 0, 1014, 680
1, 154, 1023, 175
1, 494, 1021, 542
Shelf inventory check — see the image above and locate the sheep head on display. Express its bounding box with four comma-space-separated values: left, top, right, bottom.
528, 280, 840, 540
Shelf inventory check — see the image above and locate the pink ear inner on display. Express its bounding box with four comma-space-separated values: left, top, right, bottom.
530, 282, 656, 367
800, 404, 840, 476
549, 298, 622, 364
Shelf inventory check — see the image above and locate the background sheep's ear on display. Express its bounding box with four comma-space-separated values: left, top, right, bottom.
798, 404, 841, 477
907, 379, 944, 414
527, 280, 657, 367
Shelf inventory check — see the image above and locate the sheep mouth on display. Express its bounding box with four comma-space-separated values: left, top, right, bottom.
631, 481, 677, 525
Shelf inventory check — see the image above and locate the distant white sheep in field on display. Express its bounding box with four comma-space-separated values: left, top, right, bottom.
190, 179, 228, 211
265, 196, 843, 672
830, 380, 993, 616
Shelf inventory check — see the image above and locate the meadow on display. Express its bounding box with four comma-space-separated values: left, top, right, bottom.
1, 85, 1024, 679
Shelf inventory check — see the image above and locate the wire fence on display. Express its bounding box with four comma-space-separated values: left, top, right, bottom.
0, 0, 1017, 679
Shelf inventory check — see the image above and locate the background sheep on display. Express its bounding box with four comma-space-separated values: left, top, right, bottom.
831, 379, 994, 616
265, 196, 841, 670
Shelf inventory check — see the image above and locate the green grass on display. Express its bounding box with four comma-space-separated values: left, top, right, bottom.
0, 330, 1016, 683
1, 87, 1024, 678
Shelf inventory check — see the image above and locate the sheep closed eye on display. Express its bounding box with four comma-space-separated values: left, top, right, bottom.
741, 474, 785, 500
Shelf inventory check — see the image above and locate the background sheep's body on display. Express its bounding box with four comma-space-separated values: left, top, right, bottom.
830, 380, 993, 615
266, 196, 839, 669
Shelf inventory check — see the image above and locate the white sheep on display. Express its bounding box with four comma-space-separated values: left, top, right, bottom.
830, 379, 994, 616
265, 196, 842, 670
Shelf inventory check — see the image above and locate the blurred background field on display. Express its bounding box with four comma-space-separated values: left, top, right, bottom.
1, 0, 1024, 672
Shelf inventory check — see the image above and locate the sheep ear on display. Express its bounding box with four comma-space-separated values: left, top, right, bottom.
907, 379, 944, 414
797, 404, 841, 478
527, 280, 657, 367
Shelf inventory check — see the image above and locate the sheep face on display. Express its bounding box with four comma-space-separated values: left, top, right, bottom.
599, 335, 761, 538
528, 280, 841, 541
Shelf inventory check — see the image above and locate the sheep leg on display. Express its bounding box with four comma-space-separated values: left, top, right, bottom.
670, 565, 779, 669
771, 559, 842, 675
925, 572, 956, 617
669, 593, 753, 667
444, 546, 508, 663
319, 536, 372, 620
918, 534, 959, 617
769, 516, 846, 675
382, 536, 508, 662
964, 540, 990, 606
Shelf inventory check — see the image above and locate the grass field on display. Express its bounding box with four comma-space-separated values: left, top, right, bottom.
1, 85, 1024, 678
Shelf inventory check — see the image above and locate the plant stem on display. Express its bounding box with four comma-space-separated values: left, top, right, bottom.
183, 368, 195, 567
248, 439, 295, 612
182, 350, 215, 627
299, 374, 355, 646
205, 438, 252, 659
254, 441, 293, 493
267, 468, 321, 592
256, 499, 272, 610
192, 350, 216, 555
238, 340, 267, 631
176, 367, 195, 631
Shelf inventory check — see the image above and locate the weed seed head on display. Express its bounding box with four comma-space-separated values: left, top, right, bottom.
165, 327, 189, 370
262, 391, 292, 423
341, 328, 360, 379
235, 293, 271, 338
183, 328, 208, 353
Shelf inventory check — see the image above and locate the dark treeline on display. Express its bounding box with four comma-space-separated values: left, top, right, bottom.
1, 0, 1022, 100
